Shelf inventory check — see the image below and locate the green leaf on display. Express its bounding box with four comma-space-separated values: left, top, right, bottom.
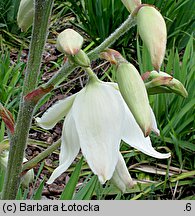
33, 179, 45, 200
73, 175, 98, 200
60, 157, 83, 200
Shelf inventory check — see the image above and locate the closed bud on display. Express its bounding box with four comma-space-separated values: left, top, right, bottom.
137, 6, 167, 71
69, 50, 90, 67
0, 151, 34, 187
0, 103, 14, 134
56, 29, 83, 55
121, 0, 141, 13
17, 0, 34, 32
145, 76, 173, 89
100, 48, 126, 64
149, 71, 188, 98
116, 62, 152, 136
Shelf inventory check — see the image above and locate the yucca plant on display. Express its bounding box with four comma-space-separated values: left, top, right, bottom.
0, 0, 193, 201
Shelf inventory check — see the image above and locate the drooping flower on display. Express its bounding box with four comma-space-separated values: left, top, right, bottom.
36, 77, 171, 191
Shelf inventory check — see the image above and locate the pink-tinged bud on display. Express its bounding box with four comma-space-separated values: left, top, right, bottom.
145, 76, 173, 89
149, 71, 188, 98
100, 49, 126, 64
0, 103, 14, 134
121, 0, 142, 13
56, 29, 83, 55
116, 62, 152, 137
137, 6, 167, 71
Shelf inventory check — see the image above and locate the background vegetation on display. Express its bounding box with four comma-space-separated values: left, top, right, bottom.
0, 0, 194, 200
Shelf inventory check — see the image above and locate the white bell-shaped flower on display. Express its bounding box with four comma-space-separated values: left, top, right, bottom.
36, 78, 171, 190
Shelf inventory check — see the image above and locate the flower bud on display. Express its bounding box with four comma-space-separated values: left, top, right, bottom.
149, 71, 188, 98
69, 50, 90, 67
121, 0, 141, 13
116, 62, 152, 136
56, 29, 83, 55
111, 153, 135, 193
17, 0, 34, 32
100, 49, 126, 64
21, 159, 35, 188
0, 151, 34, 187
145, 76, 173, 89
0, 103, 14, 134
137, 6, 167, 71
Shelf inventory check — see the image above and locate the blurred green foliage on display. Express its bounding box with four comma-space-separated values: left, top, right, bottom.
0, 0, 20, 33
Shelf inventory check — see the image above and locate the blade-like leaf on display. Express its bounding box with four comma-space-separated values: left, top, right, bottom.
60, 157, 83, 200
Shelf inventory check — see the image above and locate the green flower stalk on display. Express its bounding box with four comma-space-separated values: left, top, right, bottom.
2, 0, 54, 200
137, 5, 167, 71
116, 62, 152, 137
17, 0, 34, 32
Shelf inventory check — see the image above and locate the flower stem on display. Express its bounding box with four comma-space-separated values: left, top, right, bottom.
44, 14, 135, 89
43, 61, 77, 88
87, 14, 136, 60
85, 67, 99, 81
1, 0, 54, 200
22, 139, 61, 172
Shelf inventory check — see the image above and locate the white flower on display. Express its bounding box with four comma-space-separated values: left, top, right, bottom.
36, 79, 171, 191
111, 152, 135, 193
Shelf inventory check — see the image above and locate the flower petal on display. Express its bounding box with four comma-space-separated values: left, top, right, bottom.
36, 94, 76, 129
47, 111, 80, 184
122, 104, 171, 159
111, 153, 134, 193
150, 107, 160, 135
109, 82, 160, 135
72, 81, 125, 183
